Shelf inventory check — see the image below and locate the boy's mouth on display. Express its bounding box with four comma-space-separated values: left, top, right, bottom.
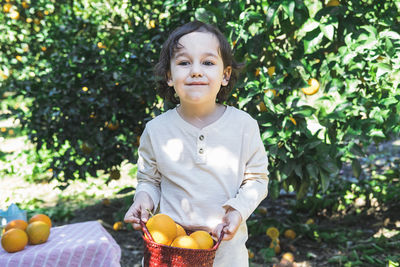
187, 81, 208, 85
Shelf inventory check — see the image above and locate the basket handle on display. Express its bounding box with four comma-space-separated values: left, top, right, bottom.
140, 220, 154, 242
140, 220, 224, 250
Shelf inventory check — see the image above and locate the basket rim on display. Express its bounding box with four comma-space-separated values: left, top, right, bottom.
140, 220, 224, 251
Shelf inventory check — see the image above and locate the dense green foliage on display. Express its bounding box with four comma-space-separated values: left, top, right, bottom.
1, 0, 399, 195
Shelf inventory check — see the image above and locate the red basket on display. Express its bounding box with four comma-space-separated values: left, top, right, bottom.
140, 221, 224, 267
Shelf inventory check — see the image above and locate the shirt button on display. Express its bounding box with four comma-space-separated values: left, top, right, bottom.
199, 135, 204, 141
199, 148, 204, 154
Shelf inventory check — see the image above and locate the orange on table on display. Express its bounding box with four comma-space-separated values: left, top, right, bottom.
4, 219, 28, 232
26, 221, 50, 245
171, 235, 199, 249
29, 214, 52, 228
1, 228, 28, 253
189, 230, 214, 249
146, 213, 177, 246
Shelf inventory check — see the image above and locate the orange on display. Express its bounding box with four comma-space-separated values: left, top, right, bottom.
248, 249, 255, 259
3, 3, 12, 13
327, 0, 340, 7
113, 221, 123, 231
266, 227, 280, 240
171, 235, 199, 249
264, 89, 277, 97
9, 10, 19, 20
109, 170, 121, 180
267, 66, 275, 77
301, 78, 320, 95
189, 230, 214, 249
4, 220, 28, 232
81, 142, 93, 154
257, 206, 268, 215
102, 198, 111, 206
146, 214, 177, 245
29, 214, 52, 228
306, 218, 314, 225
289, 117, 297, 126
256, 102, 267, 112
282, 252, 295, 263
283, 229, 296, 240
176, 224, 186, 237
1, 228, 28, 253
269, 239, 281, 254
105, 121, 119, 131
26, 221, 50, 245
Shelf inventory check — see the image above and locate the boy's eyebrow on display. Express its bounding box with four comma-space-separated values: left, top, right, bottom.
174, 51, 219, 59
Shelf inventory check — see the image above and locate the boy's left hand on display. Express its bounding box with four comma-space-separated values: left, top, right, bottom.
212, 207, 242, 241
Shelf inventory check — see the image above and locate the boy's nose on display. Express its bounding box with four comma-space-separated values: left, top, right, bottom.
190, 63, 203, 77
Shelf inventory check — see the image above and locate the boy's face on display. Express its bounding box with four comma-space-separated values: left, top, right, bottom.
167, 31, 231, 106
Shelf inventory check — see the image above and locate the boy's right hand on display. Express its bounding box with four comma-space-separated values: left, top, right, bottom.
124, 191, 154, 230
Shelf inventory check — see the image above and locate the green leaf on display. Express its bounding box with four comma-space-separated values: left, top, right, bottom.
265, 3, 280, 29
320, 159, 339, 175
349, 142, 365, 157
303, 28, 324, 54
376, 63, 392, 78
306, 163, 319, 179
351, 159, 362, 178
262, 128, 275, 140
294, 164, 303, 179
319, 171, 330, 193
293, 105, 316, 117
282, 0, 295, 21
369, 129, 385, 138
296, 178, 310, 200
320, 23, 335, 41
269, 179, 280, 199
248, 23, 259, 36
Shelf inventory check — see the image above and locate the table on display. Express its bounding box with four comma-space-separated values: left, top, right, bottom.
0, 221, 121, 267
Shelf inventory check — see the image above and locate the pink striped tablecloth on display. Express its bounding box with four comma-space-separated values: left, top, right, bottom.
0, 220, 121, 267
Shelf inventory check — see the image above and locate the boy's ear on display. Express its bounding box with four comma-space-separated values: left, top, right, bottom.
221, 66, 232, 86
167, 71, 173, 87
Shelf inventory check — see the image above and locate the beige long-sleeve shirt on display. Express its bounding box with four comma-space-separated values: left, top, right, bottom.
135, 105, 269, 267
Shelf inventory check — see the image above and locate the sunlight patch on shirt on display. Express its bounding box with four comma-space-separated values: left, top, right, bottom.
163, 139, 184, 161
208, 146, 239, 174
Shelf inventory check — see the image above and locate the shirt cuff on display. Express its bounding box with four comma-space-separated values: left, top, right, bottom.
134, 182, 161, 212
222, 199, 250, 222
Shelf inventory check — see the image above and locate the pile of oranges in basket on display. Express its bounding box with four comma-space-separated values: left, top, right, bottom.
145, 213, 214, 250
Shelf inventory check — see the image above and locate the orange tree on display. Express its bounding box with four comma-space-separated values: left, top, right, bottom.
1, 0, 399, 193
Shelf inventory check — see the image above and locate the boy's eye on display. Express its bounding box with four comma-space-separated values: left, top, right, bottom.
203, 61, 214, 66
177, 61, 189, 66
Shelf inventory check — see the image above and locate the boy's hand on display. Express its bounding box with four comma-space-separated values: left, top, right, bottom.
212, 207, 242, 241
124, 191, 154, 230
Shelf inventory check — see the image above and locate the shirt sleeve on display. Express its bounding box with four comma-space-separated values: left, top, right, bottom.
134, 125, 162, 211
223, 119, 269, 221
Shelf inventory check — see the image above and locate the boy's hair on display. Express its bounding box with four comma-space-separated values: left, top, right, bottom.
154, 20, 243, 104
